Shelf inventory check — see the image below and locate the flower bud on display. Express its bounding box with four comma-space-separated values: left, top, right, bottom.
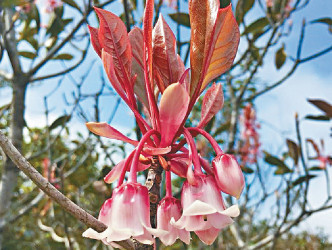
212, 154, 245, 199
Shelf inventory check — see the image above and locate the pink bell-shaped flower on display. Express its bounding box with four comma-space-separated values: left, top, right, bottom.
212, 154, 245, 199
171, 174, 239, 245
157, 197, 190, 245
83, 182, 166, 245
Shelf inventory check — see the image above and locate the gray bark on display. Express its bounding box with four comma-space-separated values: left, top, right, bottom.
0, 78, 27, 248
0, 7, 26, 249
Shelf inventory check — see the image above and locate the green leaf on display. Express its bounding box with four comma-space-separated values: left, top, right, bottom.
26, 37, 39, 51
307, 99, 332, 118
220, 0, 231, 8
46, 12, 73, 37
311, 17, 332, 33
49, 115, 71, 130
274, 166, 292, 175
52, 53, 74, 60
292, 175, 316, 187
235, 0, 255, 24
243, 17, 269, 35
275, 46, 287, 69
309, 166, 324, 171
213, 121, 231, 136
19, 51, 37, 59
242, 166, 254, 174
62, 0, 81, 11
305, 115, 330, 121
286, 139, 299, 165
264, 151, 289, 170
169, 13, 190, 28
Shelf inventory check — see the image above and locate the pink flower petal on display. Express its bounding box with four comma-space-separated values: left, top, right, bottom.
195, 227, 220, 245
86, 122, 138, 146
208, 213, 233, 229
159, 82, 189, 146
133, 228, 154, 245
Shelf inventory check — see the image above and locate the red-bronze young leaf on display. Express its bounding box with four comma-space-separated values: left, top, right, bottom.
189, 0, 220, 97
128, 27, 149, 108
201, 5, 240, 90
198, 83, 224, 128
101, 50, 126, 99
153, 14, 181, 90
88, 25, 102, 57
94, 7, 132, 88
143, 0, 154, 87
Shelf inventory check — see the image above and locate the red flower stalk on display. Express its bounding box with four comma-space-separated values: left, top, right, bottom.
84, 0, 241, 246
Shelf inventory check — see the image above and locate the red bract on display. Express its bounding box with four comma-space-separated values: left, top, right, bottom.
84, 0, 242, 246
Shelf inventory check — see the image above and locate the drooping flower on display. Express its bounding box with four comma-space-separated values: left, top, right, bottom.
157, 197, 190, 245
171, 174, 240, 245
83, 182, 166, 245
212, 154, 245, 199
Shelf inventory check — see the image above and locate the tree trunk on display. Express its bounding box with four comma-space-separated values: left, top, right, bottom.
0, 78, 27, 249
134, 159, 163, 250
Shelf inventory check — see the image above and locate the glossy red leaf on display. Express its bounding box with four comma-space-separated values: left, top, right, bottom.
152, 14, 181, 90
94, 7, 132, 86
143, 0, 154, 85
198, 83, 224, 128
128, 27, 149, 108
201, 5, 240, 90
101, 50, 126, 99
88, 25, 102, 57
189, 0, 220, 97
86, 122, 138, 146
159, 82, 189, 146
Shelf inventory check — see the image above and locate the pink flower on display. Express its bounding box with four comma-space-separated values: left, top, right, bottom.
83, 182, 166, 245
171, 175, 239, 245
157, 197, 190, 245
212, 154, 245, 199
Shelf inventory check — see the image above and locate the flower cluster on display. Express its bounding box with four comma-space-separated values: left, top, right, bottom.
239, 104, 260, 165
83, 0, 243, 246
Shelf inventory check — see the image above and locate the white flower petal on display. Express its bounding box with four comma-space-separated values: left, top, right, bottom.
183, 200, 217, 216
